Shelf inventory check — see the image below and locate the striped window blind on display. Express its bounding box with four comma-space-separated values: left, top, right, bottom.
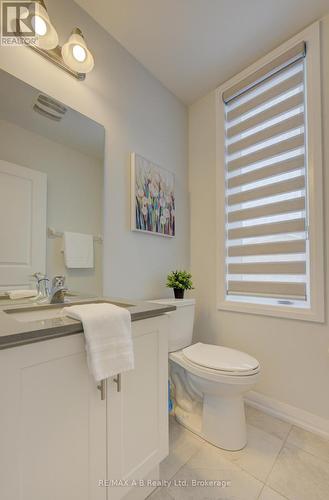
223, 42, 309, 306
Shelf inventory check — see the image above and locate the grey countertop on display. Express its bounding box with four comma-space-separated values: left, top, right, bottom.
0, 296, 176, 350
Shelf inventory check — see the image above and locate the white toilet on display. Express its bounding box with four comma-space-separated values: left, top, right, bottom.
151, 298, 260, 451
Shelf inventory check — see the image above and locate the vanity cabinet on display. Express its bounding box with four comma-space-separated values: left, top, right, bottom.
0, 315, 168, 500
0, 333, 107, 500
107, 315, 169, 500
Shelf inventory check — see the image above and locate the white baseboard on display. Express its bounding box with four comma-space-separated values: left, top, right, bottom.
245, 390, 329, 440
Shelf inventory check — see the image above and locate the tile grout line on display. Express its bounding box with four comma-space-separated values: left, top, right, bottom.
173, 424, 267, 491
284, 439, 329, 467
256, 483, 266, 499
285, 426, 329, 465
165, 438, 266, 500
267, 424, 293, 478
168, 411, 329, 499
152, 443, 201, 499
147, 486, 175, 500
258, 425, 293, 500
169, 444, 201, 478
167, 423, 268, 497
257, 482, 290, 500
167, 414, 329, 500
174, 418, 282, 491
258, 422, 329, 500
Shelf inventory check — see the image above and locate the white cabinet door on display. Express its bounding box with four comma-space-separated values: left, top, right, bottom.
0, 334, 107, 500
107, 316, 169, 500
0, 160, 47, 289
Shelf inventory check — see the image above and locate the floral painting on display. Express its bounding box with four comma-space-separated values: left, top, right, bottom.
131, 153, 175, 237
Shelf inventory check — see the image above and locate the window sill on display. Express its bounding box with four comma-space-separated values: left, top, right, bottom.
217, 298, 324, 323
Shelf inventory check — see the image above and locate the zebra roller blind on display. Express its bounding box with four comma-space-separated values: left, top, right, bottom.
224, 42, 309, 304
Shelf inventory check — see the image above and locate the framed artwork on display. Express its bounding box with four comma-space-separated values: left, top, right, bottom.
131, 153, 175, 237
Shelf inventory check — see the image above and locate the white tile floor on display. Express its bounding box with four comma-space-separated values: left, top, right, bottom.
148, 405, 329, 500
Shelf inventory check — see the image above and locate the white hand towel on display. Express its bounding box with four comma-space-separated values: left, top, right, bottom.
8, 289, 37, 300
63, 303, 134, 382
63, 231, 94, 269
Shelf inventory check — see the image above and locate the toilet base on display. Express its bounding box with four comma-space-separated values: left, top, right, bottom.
175, 395, 247, 451
202, 394, 247, 450
170, 356, 254, 451
175, 401, 202, 436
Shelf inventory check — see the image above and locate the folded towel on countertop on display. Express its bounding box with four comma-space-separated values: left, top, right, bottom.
63, 303, 134, 382
8, 290, 37, 300
63, 231, 94, 269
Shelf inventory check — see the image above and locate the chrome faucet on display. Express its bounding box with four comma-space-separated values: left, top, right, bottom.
32, 273, 67, 303
49, 276, 68, 304
32, 272, 50, 300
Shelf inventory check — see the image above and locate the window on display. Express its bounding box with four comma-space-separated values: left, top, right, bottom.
216, 23, 324, 322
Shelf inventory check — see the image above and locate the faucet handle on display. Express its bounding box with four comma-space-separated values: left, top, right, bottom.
31, 272, 47, 281
31, 273, 50, 297
52, 275, 66, 288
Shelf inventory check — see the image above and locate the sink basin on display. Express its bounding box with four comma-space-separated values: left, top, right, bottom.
4, 300, 133, 323
5, 307, 67, 322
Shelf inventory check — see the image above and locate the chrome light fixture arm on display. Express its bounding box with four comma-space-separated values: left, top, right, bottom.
29, 42, 86, 81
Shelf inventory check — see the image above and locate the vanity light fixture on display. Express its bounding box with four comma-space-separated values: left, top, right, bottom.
14, 0, 94, 80
61, 28, 94, 74
29, 0, 58, 50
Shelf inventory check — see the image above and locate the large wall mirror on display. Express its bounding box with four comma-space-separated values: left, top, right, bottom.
0, 69, 104, 298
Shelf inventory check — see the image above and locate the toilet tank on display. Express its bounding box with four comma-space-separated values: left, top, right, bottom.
150, 298, 195, 352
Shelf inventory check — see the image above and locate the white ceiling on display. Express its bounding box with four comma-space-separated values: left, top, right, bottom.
75, 0, 329, 104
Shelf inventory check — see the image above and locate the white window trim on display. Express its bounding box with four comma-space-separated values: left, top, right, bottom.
216, 22, 324, 322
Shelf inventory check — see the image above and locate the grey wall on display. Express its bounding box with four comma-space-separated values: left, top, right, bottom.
0, 0, 190, 300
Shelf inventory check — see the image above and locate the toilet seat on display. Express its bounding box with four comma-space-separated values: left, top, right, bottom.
182, 342, 260, 376
170, 350, 260, 384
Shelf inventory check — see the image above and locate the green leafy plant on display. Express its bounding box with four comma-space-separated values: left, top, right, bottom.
166, 270, 194, 290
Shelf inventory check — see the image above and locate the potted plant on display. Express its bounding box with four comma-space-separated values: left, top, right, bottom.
166, 270, 194, 299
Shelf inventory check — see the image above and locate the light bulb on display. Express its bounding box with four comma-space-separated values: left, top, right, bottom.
62, 29, 94, 73
72, 44, 87, 62
32, 15, 47, 36
28, 2, 58, 49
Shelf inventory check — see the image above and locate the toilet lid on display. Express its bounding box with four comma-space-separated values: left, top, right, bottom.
182, 343, 259, 373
